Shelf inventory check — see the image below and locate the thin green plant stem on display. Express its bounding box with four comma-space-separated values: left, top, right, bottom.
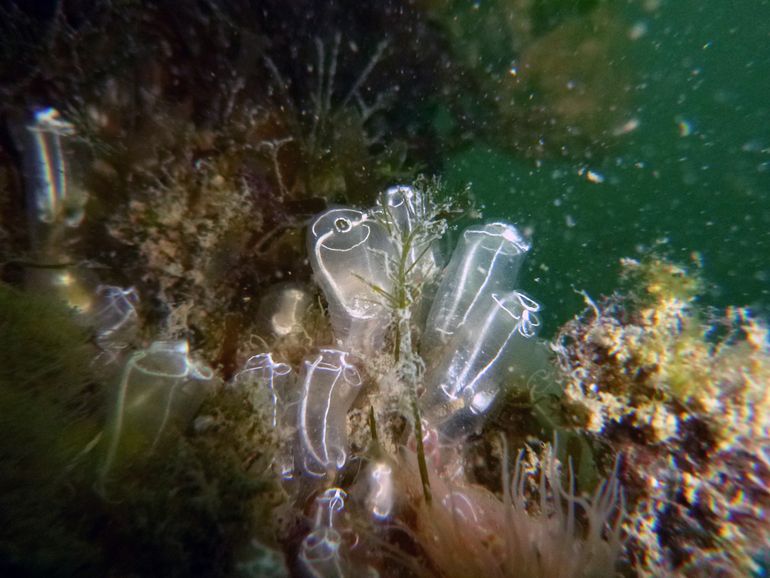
412, 398, 432, 505
369, 405, 379, 446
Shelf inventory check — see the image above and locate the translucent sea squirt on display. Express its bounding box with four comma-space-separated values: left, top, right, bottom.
374, 185, 440, 282
234, 353, 295, 478
17, 107, 82, 228
422, 222, 531, 354
100, 340, 214, 483
89, 285, 140, 351
297, 349, 363, 477
308, 207, 394, 353
365, 461, 395, 521
421, 290, 541, 433
234, 352, 292, 429
256, 283, 313, 338
299, 488, 349, 578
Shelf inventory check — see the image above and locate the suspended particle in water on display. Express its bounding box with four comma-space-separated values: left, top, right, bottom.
677, 117, 693, 137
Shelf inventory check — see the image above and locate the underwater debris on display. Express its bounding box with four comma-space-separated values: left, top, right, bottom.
556, 257, 770, 576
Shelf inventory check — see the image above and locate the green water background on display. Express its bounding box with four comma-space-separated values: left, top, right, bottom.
444, 0, 770, 333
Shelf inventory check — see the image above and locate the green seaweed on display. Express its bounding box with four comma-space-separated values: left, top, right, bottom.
0, 285, 283, 576
94, 385, 282, 577
0, 285, 102, 575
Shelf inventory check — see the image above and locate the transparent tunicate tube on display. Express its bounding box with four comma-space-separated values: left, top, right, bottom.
235, 353, 292, 428
100, 340, 214, 483
256, 283, 313, 338
90, 285, 140, 351
421, 291, 541, 434
375, 185, 440, 282
308, 207, 394, 353
299, 527, 345, 578
234, 353, 295, 479
13, 108, 93, 309
14, 108, 87, 238
366, 461, 395, 520
299, 488, 349, 578
422, 222, 531, 354
297, 349, 362, 478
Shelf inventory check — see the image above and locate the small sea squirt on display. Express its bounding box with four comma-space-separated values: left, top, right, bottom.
421, 290, 541, 436
234, 352, 296, 478
234, 352, 293, 429
299, 488, 350, 578
100, 340, 214, 485
422, 221, 531, 355
89, 284, 140, 353
15, 107, 83, 230
308, 207, 395, 355
297, 349, 363, 478
374, 184, 441, 283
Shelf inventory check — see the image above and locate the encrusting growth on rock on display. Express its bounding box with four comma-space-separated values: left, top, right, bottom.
556, 257, 770, 576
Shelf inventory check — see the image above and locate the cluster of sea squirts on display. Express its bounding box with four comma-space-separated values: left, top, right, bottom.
50, 159, 547, 573
10, 104, 624, 576
228, 184, 544, 574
